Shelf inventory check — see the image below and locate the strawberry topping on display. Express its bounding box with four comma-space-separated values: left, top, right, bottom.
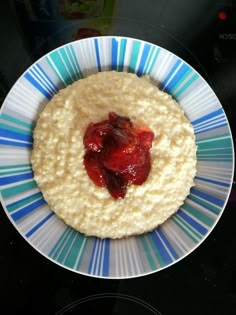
83, 112, 154, 199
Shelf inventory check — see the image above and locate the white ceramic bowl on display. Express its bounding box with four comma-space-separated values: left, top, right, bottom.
0, 36, 234, 278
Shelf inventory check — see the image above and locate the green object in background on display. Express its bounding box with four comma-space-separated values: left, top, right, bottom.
62, 0, 116, 20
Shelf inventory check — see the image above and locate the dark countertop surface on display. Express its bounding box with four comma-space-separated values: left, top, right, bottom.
0, 1, 235, 314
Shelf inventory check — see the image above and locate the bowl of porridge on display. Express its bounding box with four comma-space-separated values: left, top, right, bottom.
0, 36, 234, 278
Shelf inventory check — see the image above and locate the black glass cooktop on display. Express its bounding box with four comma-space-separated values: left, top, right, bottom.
0, 1, 235, 314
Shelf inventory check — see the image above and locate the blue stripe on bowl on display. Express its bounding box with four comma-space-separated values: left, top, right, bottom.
162, 63, 191, 93
6, 192, 42, 212
35, 64, 58, 94
25, 212, 54, 238
94, 38, 101, 72
103, 239, 110, 277
11, 198, 45, 221
195, 176, 231, 187
111, 38, 118, 71
24, 72, 52, 100
0, 127, 32, 143
195, 122, 228, 134
118, 38, 127, 72
88, 237, 98, 274
150, 230, 173, 265
160, 59, 182, 90
0, 139, 32, 148
192, 108, 224, 126
137, 43, 152, 76
178, 209, 208, 235
191, 187, 224, 207
158, 228, 179, 259
0, 172, 33, 186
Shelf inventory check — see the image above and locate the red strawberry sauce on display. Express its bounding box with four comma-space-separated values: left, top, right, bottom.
83, 112, 154, 200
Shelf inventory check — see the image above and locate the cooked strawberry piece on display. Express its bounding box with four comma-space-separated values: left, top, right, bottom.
103, 148, 145, 173
104, 127, 129, 148
105, 127, 139, 154
123, 151, 151, 185
105, 170, 127, 200
83, 121, 112, 152
83, 151, 107, 187
108, 112, 132, 129
136, 128, 154, 150
83, 112, 154, 199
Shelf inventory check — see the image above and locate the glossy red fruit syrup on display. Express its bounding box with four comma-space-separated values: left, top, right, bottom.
83, 112, 154, 200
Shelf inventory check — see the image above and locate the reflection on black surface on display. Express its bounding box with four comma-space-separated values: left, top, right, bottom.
55, 294, 161, 315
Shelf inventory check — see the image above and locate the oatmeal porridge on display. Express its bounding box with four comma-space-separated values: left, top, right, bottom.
31, 71, 197, 239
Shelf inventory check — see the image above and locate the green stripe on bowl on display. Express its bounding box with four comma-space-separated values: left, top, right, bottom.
49, 227, 71, 259
148, 234, 165, 268
1, 181, 38, 199
172, 216, 201, 243
0, 168, 31, 176
196, 135, 231, 150
118, 38, 127, 72
64, 233, 88, 269
129, 40, 141, 73
67, 45, 83, 79
188, 194, 221, 215
173, 73, 199, 98
6, 191, 42, 212
0, 164, 31, 170
59, 47, 78, 82
144, 46, 161, 75
181, 203, 214, 227
46, 56, 67, 87
140, 235, 156, 271
143, 45, 155, 74
0, 113, 33, 130
0, 123, 32, 135
197, 148, 232, 154
170, 68, 192, 94
57, 229, 78, 264
197, 157, 233, 161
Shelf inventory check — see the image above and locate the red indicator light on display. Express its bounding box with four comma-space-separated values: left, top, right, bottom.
218, 11, 227, 20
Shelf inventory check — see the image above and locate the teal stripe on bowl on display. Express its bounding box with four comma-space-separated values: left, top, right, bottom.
172, 215, 201, 243
59, 47, 78, 82
64, 234, 88, 270
6, 191, 42, 212
66, 45, 83, 79
196, 136, 232, 150
49, 227, 71, 259
0, 113, 33, 130
1, 181, 38, 199
181, 203, 215, 227
118, 38, 127, 72
173, 73, 199, 98
46, 55, 67, 87
147, 234, 165, 268
197, 147, 232, 154
50, 50, 74, 85
129, 40, 141, 73
140, 235, 157, 271
57, 229, 78, 264
146, 47, 161, 75
143, 45, 154, 74
0, 168, 31, 177
188, 194, 221, 215
169, 68, 192, 94
0, 164, 31, 170
0, 123, 32, 136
